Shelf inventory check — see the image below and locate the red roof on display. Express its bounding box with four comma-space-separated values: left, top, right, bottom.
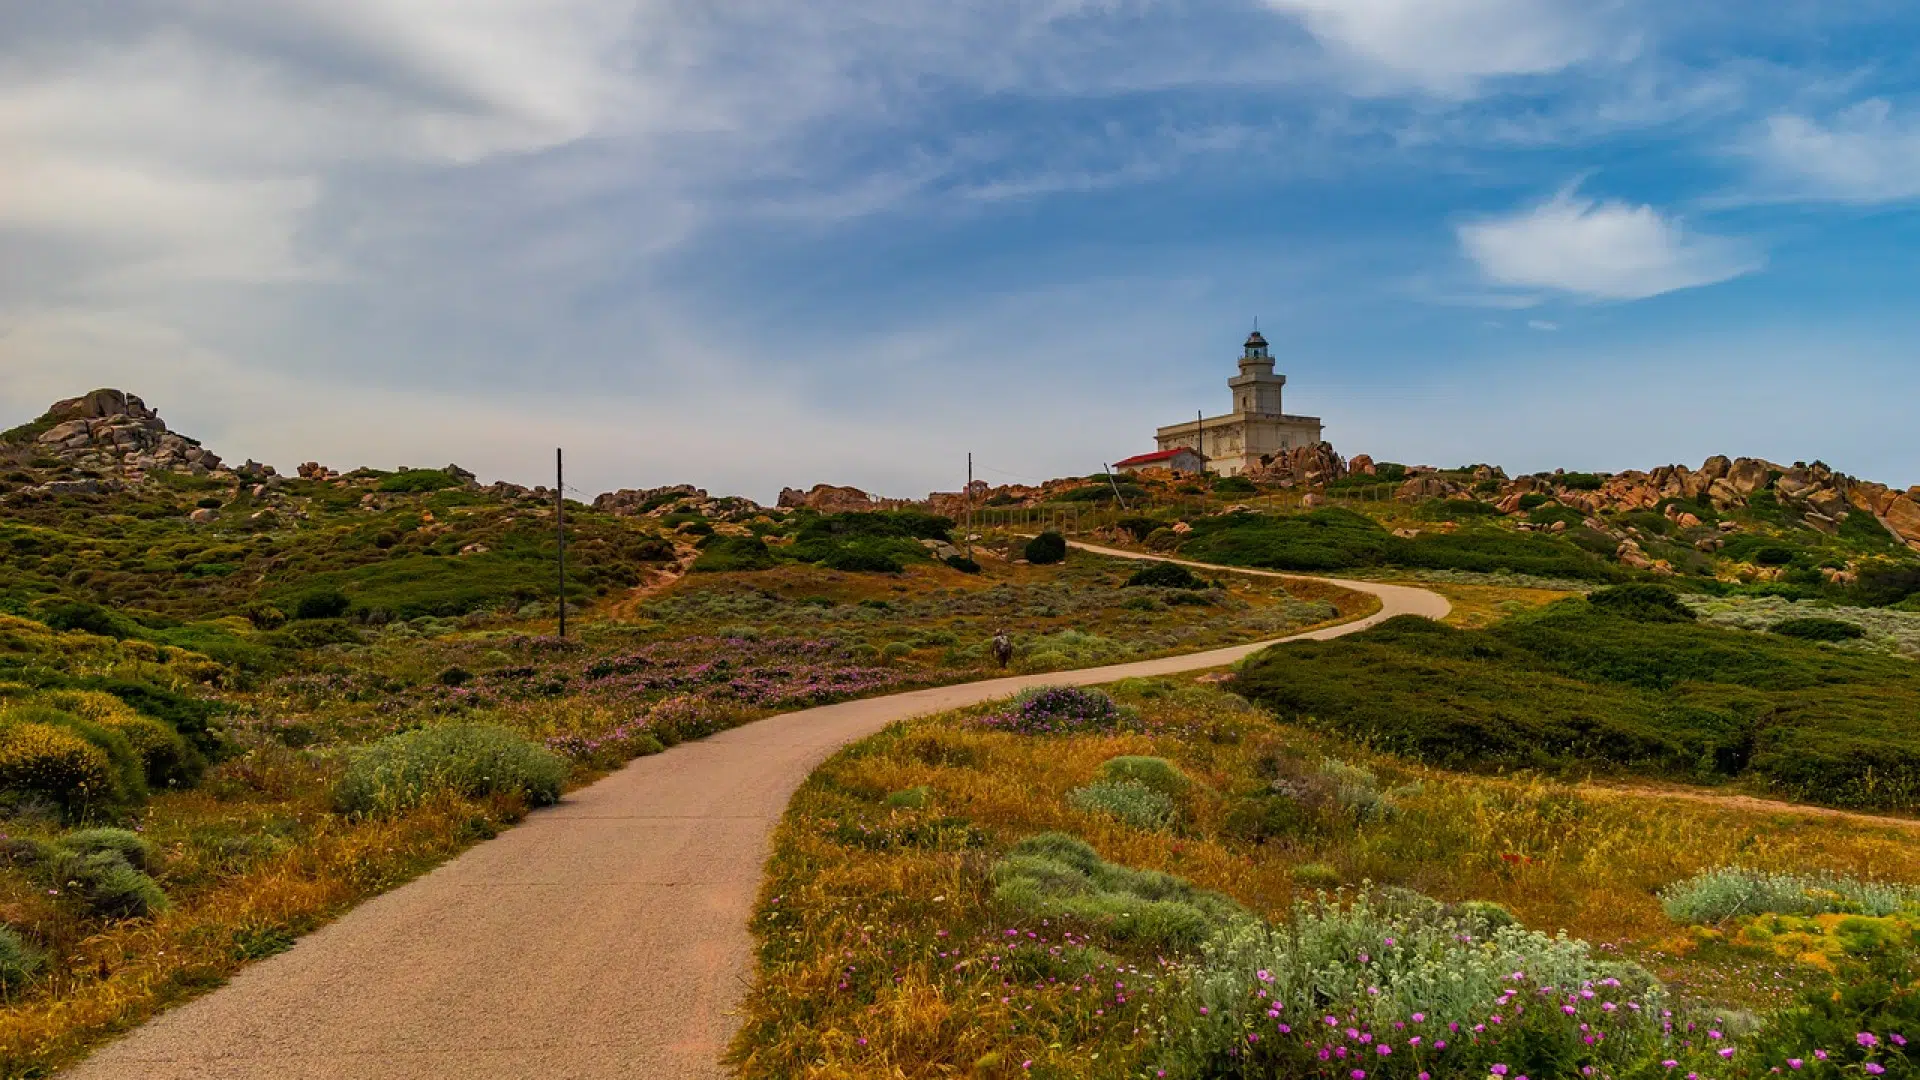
1113, 449, 1197, 467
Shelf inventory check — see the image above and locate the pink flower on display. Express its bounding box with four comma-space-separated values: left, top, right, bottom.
1787, 1060, 1803, 1070
1491, 1066, 1509, 1077
1378, 1045, 1393, 1056
1865, 1066, 1885, 1076
1858, 1033, 1880, 1048
1720, 1048, 1735, 1060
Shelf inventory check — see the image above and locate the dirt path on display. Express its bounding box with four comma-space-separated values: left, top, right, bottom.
67, 558, 1445, 1080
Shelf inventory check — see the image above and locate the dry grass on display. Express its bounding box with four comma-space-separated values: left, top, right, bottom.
1405, 581, 1579, 629
0, 745, 529, 1078
730, 679, 1920, 1078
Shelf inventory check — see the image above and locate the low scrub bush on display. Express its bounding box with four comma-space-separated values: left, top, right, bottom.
292, 587, 351, 621
1024, 531, 1068, 565
691, 535, 777, 573
0, 927, 45, 997
36, 690, 200, 788
40, 602, 140, 639
1212, 476, 1257, 496
1660, 867, 1920, 924
0, 703, 148, 817
1771, 616, 1868, 642
975, 687, 1137, 736
1318, 756, 1411, 823
1165, 889, 1665, 1079
1123, 562, 1207, 589
1068, 779, 1177, 830
335, 723, 568, 816
944, 554, 981, 574
1586, 583, 1697, 623
991, 833, 1244, 950
59, 827, 153, 872
1096, 755, 1189, 797
47, 848, 168, 919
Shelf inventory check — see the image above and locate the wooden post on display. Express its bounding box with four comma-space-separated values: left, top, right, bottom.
555, 448, 567, 640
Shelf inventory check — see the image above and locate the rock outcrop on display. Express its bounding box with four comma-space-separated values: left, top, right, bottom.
28, 389, 233, 482
778, 484, 876, 513
1249, 442, 1347, 486
596, 484, 763, 519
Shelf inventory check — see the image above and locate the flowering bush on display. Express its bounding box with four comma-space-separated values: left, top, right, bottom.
975, 687, 1137, 736
1162, 889, 1666, 1079
1661, 867, 1920, 924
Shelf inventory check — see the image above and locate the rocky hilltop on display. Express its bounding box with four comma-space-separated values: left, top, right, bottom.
1403, 456, 1920, 554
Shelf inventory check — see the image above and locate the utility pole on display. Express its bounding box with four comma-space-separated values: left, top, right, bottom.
555, 448, 567, 640
966, 452, 974, 557
1196, 409, 1205, 477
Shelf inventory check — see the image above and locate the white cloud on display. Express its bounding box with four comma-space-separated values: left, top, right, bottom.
1457, 187, 1761, 300
1751, 99, 1920, 202
1527, 319, 1559, 331
1262, 0, 1620, 93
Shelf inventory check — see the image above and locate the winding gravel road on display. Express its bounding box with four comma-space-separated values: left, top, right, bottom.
68, 547, 1447, 1079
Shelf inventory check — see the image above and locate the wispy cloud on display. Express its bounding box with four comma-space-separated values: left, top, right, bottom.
1457, 186, 1762, 301
1749, 98, 1920, 202
1260, 0, 1626, 95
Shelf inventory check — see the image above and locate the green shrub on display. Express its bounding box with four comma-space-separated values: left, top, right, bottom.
1517, 492, 1552, 511
59, 827, 154, 872
1586, 583, 1698, 623
1114, 517, 1162, 542
991, 833, 1245, 950
1212, 475, 1257, 495
1095, 755, 1189, 797
377, 469, 462, 493
1068, 779, 1177, 830
335, 724, 568, 816
1556, 472, 1606, 490
821, 545, 903, 573
943, 554, 981, 574
1318, 756, 1409, 823
40, 602, 141, 639
0, 705, 146, 816
1123, 562, 1206, 589
48, 849, 168, 919
0, 926, 44, 996
1659, 866, 1920, 924
1024, 532, 1067, 565
292, 587, 351, 620
691, 535, 776, 573
1771, 616, 1867, 642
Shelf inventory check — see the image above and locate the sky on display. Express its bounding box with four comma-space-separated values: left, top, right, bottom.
3, 1, 1918, 502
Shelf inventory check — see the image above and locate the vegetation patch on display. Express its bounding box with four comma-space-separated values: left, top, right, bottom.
334, 724, 567, 816
732, 679, 1920, 1079
1178, 507, 1623, 581
1232, 599, 1920, 810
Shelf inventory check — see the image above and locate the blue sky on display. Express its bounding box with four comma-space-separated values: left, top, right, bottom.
3, 1, 1917, 500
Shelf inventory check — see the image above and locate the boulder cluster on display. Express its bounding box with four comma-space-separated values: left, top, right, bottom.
595, 484, 763, 518
13, 389, 283, 502
1400, 455, 1920, 553
32, 389, 246, 482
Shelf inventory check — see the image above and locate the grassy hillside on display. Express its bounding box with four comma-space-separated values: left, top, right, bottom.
1232, 587, 1920, 809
